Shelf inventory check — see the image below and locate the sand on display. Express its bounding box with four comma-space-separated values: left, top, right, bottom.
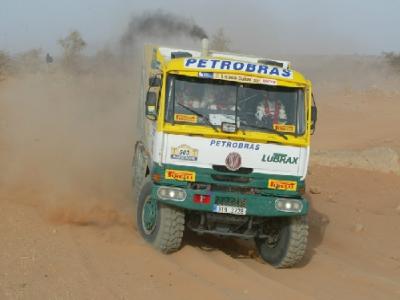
0, 68, 399, 299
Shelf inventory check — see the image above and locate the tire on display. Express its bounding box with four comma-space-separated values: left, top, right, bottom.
255, 216, 308, 268
137, 179, 185, 253
131, 142, 147, 200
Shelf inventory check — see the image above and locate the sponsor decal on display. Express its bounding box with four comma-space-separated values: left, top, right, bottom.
210, 139, 260, 151
262, 153, 299, 165
213, 73, 277, 86
171, 144, 198, 161
268, 179, 297, 191
174, 113, 198, 123
165, 169, 196, 182
185, 58, 293, 79
273, 124, 296, 133
225, 152, 242, 171
261, 78, 278, 85
198, 72, 214, 79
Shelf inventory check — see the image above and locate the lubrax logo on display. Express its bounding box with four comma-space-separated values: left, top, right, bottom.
262, 153, 299, 165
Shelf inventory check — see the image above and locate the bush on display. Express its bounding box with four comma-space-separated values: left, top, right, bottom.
59, 30, 86, 72
0, 51, 13, 80
383, 52, 400, 73
16, 49, 43, 73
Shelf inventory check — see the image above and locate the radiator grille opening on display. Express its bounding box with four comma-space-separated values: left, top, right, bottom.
215, 196, 246, 208
211, 174, 250, 183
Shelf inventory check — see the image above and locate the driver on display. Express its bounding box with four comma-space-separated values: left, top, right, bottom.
201, 85, 218, 109
255, 93, 287, 126
202, 86, 236, 111
177, 84, 201, 108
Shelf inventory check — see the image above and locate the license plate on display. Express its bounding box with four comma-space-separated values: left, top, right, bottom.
212, 205, 247, 215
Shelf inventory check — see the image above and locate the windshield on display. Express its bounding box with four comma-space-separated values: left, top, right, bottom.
165, 75, 306, 135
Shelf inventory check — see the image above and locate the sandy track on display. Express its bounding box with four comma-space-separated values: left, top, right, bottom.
1, 166, 399, 299
1, 73, 400, 299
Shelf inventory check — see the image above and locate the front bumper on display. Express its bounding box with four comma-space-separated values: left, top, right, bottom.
151, 185, 308, 217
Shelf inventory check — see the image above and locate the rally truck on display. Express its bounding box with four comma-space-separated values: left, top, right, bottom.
132, 39, 317, 268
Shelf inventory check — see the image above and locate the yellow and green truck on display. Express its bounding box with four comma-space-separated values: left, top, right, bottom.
132, 39, 317, 268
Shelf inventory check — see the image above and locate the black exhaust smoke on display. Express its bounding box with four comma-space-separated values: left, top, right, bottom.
120, 10, 208, 47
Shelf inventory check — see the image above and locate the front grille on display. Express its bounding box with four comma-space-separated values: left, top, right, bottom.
211, 184, 257, 194
215, 196, 246, 208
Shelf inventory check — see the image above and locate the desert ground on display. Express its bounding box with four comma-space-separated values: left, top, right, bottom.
1, 61, 399, 299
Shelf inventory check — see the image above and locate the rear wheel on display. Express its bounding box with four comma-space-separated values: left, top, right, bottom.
137, 179, 185, 253
255, 216, 308, 268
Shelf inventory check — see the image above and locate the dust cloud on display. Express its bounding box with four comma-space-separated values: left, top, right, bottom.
0, 9, 211, 229
290, 54, 400, 96
0, 64, 137, 227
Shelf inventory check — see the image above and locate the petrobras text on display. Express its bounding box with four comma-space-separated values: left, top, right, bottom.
210, 139, 260, 151
184, 58, 293, 79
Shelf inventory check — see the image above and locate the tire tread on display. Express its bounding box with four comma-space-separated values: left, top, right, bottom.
274, 216, 308, 268
153, 204, 185, 253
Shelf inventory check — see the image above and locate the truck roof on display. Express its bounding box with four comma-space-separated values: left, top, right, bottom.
150, 46, 309, 86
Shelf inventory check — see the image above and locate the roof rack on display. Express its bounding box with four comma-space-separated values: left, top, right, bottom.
158, 47, 291, 70
171, 51, 192, 59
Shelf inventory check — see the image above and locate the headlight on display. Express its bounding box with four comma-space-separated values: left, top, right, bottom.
157, 187, 186, 201
275, 198, 303, 213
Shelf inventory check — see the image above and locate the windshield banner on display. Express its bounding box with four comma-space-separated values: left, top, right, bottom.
207, 73, 278, 86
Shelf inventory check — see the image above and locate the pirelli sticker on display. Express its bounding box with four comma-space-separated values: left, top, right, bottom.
273, 124, 296, 133
165, 169, 196, 182
268, 179, 297, 191
174, 113, 198, 123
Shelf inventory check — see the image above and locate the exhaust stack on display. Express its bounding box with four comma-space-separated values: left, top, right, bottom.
201, 38, 209, 57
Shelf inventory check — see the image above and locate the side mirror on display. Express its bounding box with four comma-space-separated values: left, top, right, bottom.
145, 91, 158, 120
310, 93, 317, 134
148, 76, 161, 87
311, 105, 318, 133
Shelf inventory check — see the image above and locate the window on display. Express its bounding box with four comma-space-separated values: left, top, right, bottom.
165, 75, 306, 136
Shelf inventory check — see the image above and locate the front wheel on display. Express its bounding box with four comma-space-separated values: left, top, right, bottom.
255, 216, 308, 268
137, 179, 185, 253
132, 141, 148, 200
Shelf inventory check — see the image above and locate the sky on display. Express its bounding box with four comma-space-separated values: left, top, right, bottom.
1, 0, 400, 56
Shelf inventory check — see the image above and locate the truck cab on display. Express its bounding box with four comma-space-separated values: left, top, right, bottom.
132, 40, 317, 268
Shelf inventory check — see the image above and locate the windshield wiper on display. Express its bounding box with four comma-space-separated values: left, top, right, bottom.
237, 94, 258, 105
176, 102, 219, 132
241, 122, 288, 140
